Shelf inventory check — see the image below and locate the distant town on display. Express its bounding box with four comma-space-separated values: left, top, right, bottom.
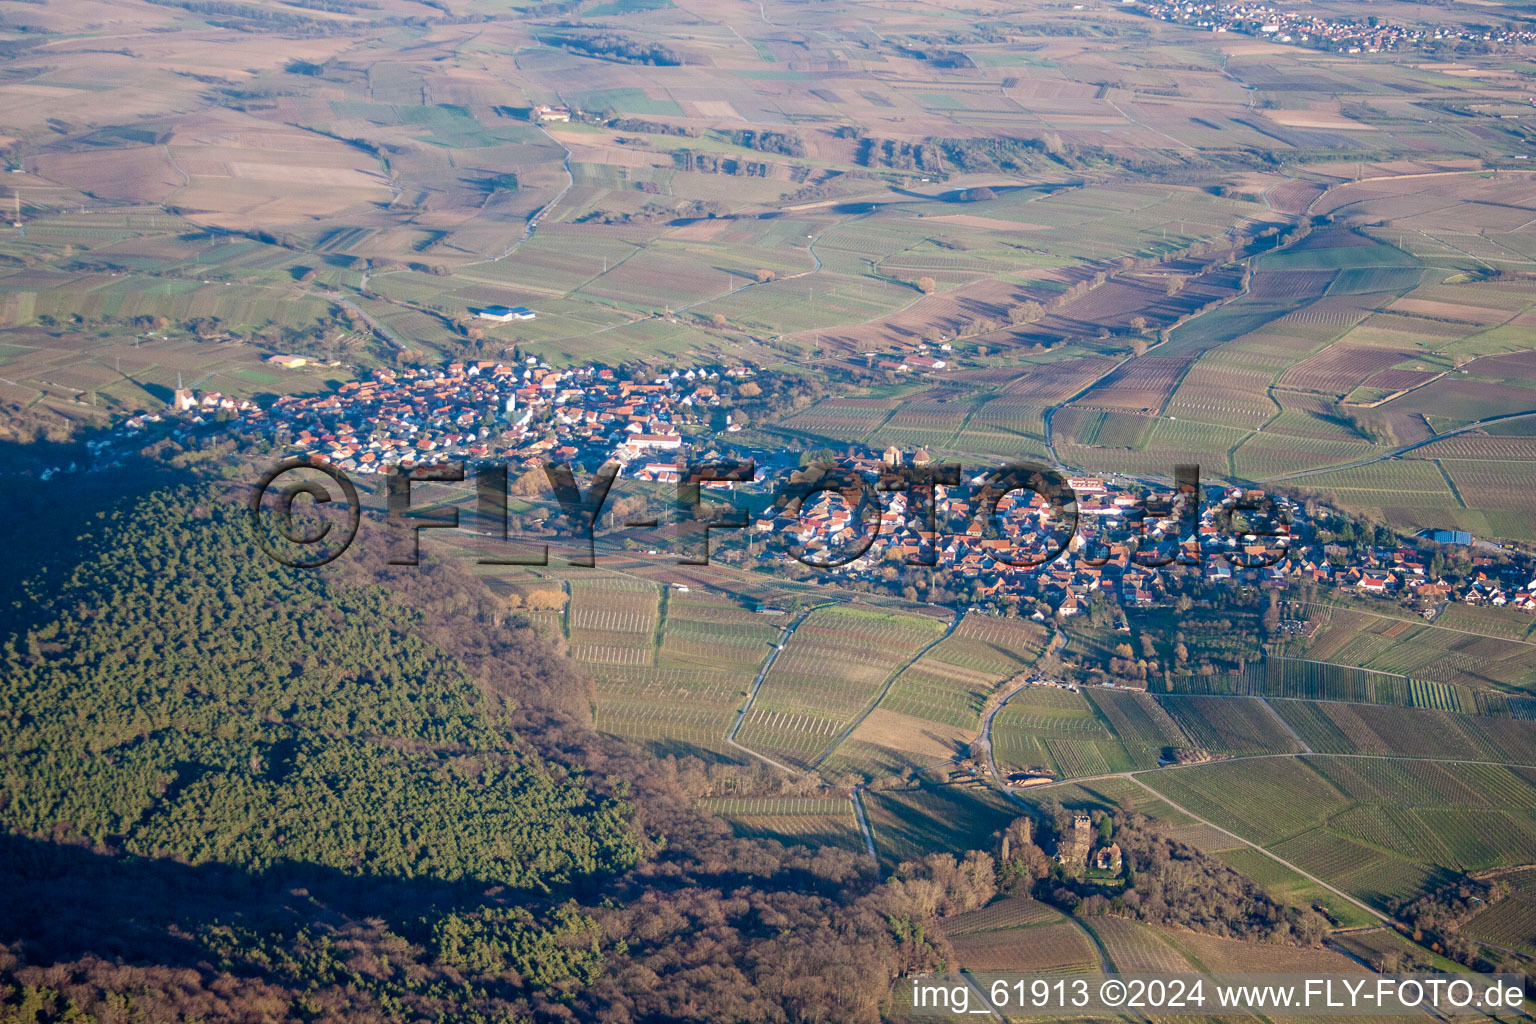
1136, 0, 1536, 52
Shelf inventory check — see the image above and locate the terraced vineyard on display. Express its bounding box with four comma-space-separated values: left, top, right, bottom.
1158, 927, 1369, 975
1216, 847, 1379, 928
1086, 688, 1192, 749
1083, 916, 1196, 974
584, 582, 775, 761
1270, 828, 1444, 909
567, 578, 660, 665
1141, 758, 1351, 847
945, 919, 1101, 974
1143, 753, 1536, 911
657, 593, 784, 672
1281, 603, 1536, 695
877, 616, 1048, 730
1025, 775, 1195, 824
735, 604, 946, 769
1270, 700, 1536, 764
938, 896, 1061, 935
827, 617, 1051, 781
1464, 868, 1536, 955
1169, 656, 1536, 719
1156, 694, 1302, 755
990, 686, 1152, 779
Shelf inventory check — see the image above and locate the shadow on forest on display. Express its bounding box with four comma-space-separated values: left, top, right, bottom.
0, 830, 499, 975
0, 443, 189, 624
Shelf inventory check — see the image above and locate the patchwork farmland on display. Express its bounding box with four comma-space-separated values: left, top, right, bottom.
1140, 755, 1536, 911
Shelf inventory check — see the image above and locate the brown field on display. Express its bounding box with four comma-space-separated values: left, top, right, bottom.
1462, 350, 1536, 380
30, 112, 393, 231
1389, 298, 1511, 324
847, 708, 970, 763
1417, 434, 1536, 459
1000, 357, 1120, 400
1247, 269, 1337, 300
804, 275, 1075, 354
1266, 107, 1372, 131
1085, 917, 1198, 974
1264, 179, 1327, 216
1070, 357, 1192, 413
938, 896, 1061, 935
1362, 368, 1441, 391
1159, 929, 1369, 974
1276, 345, 1411, 395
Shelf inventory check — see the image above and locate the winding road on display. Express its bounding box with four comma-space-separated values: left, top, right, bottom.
974, 630, 1068, 803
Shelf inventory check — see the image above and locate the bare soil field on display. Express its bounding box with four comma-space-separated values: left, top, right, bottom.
847, 708, 970, 763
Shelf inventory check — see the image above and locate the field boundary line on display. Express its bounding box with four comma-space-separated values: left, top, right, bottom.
1261, 406, 1536, 484
1075, 917, 1121, 973
1431, 458, 1468, 509
1261, 695, 1312, 753
724, 603, 823, 774
1293, 600, 1536, 649
1123, 773, 1388, 926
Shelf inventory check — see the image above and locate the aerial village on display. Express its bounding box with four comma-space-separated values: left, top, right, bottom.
762, 459, 1536, 621
129, 358, 1536, 624
1138, 0, 1536, 51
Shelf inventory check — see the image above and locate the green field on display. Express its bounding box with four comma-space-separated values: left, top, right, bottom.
1142, 754, 1536, 911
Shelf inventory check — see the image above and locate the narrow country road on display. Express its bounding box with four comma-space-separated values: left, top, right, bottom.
851, 785, 878, 860
478, 123, 574, 265
1262, 695, 1312, 753
724, 604, 818, 773
1262, 407, 1536, 483
976, 629, 1068, 804
1122, 774, 1387, 925
320, 292, 406, 352
1074, 917, 1117, 974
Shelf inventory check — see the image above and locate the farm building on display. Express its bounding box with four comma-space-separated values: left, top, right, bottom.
476, 305, 536, 322
531, 105, 571, 122
266, 354, 308, 368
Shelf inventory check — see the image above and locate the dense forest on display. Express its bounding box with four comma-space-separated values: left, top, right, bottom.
0, 476, 945, 1022
543, 31, 685, 65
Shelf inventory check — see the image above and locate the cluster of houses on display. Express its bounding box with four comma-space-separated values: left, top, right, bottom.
751, 452, 1536, 624
1331, 556, 1536, 612
162, 358, 749, 477
1139, 0, 1536, 51
126, 385, 257, 430
137, 356, 1535, 622
751, 463, 1252, 618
